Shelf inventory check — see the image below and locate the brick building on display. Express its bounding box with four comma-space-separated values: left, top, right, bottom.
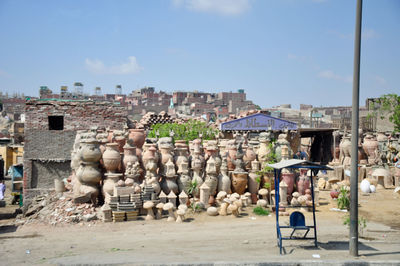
23, 99, 127, 201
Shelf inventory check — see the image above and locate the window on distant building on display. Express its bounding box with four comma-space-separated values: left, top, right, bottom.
48, 116, 64, 130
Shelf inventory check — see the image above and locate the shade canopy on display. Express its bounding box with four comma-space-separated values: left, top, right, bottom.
219, 113, 297, 131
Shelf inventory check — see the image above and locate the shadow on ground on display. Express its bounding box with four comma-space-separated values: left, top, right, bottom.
318, 241, 378, 251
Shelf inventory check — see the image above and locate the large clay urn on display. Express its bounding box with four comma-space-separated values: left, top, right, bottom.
123, 145, 139, 169
218, 159, 231, 194
226, 140, 237, 171
175, 142, 189, 168
362, 134, 378, 165
128, 129, 145, 156
280, 169, 295, 197
248, 160, 261, 203
340, 136, 352, 166
77, 162, 102, 185
102, 143, 121, 173
296, 169, 310, 195
244, 145, 257, 170
231, 172, 248, 195
161, 159, 179, 194
80, 139, 102, 163
204, 157, 218, 196
143, 145, 158, 168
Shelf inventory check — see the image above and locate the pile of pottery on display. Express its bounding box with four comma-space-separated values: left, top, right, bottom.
328, 131, 400, 192
138, 111, 174, 130
69, 128, 319, 222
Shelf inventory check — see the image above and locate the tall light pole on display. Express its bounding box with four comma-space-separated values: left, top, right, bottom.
350, 0, 362, 257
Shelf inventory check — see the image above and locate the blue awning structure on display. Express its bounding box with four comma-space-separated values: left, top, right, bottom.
219, 113, 297, 131
267, 159, 333, 255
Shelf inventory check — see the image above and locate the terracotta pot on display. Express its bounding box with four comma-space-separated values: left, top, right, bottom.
123, 146, 138, 169
340, 137, 352, 166
243, 146, 257, 170
77, 163, 101, 185
102, 174, 120, 196
128, 129, 145, 150
204, 175, 218, 196
142, 144, 158, 166
258, 140, 271, 164
227, 148, 237, 171
102, 143, 121, 173
107, 130, 114, 143
248, 171, 260, 195
281, 171, 295, 196
159, 147, 174, 175
218, 171, 231, 194
175, 145, 189, 168
81, 140, 102, 163
330, 190, 339, 199
114, 136, 126, 154
231, 172, 248, 195
296, 172, 310, 195
362, 134, 378, 165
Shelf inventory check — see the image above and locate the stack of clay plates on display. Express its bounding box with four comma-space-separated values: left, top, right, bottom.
130, 193, 143, 209
126, 210, 139, 221
119, 195, 130, 203
118, 202, 136, 212
109, 196, 119, 211
112, 211, 126, 222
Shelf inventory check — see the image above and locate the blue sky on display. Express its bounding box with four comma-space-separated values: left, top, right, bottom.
0, 0, 399, 108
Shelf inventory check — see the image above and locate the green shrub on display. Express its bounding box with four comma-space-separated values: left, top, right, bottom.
147, 119, 218, 141
253, 206, 270, 216
343, 215, 367, 236
337, 186, 350, 210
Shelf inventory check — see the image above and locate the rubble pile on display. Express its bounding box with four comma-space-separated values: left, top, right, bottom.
18, 192, 99, 226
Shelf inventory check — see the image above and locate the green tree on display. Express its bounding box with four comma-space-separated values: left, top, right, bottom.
368, 94, 400, 132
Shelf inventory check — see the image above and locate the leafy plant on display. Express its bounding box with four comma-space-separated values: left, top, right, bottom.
147, 119, 218, 141
187, 180, 198, 197
253, 206, 270, 216
343, 215, 367, 236
190, 201, 202, 214
263, 182, 271, 190
337, 186, 350, 210
367, 94, 400, 133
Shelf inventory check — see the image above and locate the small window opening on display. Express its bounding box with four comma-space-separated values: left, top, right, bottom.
48, 116, 64, 130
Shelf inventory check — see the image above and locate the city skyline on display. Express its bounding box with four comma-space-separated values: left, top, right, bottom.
0, 0, 399, 109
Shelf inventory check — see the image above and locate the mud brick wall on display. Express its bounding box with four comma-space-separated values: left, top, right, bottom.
23, 100, 128, 201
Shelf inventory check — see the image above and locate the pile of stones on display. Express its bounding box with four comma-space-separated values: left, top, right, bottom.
17, 192, 99, 226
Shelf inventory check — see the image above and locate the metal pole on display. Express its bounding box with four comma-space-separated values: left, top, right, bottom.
350, 0, 362, 257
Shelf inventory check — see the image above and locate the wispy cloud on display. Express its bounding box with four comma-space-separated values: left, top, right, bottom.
85, 56, 143, 75
172, 0, 251, 16
318, 70, 352, 83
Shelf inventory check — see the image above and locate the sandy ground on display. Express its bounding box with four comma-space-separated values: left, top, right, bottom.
1, 179, 400, 265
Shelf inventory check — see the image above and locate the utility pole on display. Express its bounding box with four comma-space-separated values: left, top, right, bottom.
350, 0, 362, 257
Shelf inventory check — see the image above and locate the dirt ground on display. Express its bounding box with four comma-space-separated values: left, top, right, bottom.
1, 178, 400, 265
